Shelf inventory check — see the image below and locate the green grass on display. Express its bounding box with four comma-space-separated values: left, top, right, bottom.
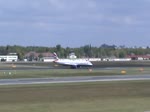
0, 62, 149, 79
0, 63, 150, 111
0, 64, 150, 112
0, 67, 149, 79
0, 81, 150, 112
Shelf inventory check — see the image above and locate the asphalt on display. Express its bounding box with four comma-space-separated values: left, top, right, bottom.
0, 74, 150, 85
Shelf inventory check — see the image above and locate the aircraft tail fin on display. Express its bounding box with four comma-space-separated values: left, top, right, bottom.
53, 52, 59, 60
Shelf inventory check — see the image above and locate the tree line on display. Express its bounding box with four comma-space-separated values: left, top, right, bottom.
0, 44, 150, 60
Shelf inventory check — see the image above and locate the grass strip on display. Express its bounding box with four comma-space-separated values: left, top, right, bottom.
0, 81, 150, 112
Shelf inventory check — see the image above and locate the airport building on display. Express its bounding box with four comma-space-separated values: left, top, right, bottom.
24, 52, 54, 62
67, 52, 77, 59
127, 55, 150, 60
41, 57, 55, 62
0, 55, 18, 62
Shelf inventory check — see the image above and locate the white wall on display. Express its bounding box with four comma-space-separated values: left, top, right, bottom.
0, 55, 18, 62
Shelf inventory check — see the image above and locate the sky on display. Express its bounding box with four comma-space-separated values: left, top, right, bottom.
0, 0, 150, 47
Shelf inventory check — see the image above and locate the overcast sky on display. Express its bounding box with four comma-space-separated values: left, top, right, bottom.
0, 0, 150, 47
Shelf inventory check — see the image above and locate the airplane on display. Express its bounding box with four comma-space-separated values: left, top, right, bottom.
53, 52, 93, 69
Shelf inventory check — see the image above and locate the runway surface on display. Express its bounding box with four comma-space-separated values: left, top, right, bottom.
0, 74, 150, 85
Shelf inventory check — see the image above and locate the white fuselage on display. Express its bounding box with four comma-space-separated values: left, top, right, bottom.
54, 59, 93, 68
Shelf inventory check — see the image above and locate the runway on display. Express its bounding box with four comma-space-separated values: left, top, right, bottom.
0, 74, 150, 85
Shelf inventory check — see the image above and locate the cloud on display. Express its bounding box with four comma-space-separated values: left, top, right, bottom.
0, 0, 150, 47
0, 0, 146, 27
107, 15, 138, 26
48, 0, 65, 9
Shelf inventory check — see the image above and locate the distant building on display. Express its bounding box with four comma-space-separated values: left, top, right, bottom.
0, 54, 18, 62
65, 50, 77, 59
67, 52, 77, 59
127, 55, 150, 60
24, 52, 54, 62
41, 57, 55, 62
40, 52, 55, 62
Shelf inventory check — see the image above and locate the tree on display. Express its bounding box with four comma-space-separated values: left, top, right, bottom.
118, 50, 126, 58
83, 45, 92, 57
38, 54, 43, 61
56, 44, 61, 51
